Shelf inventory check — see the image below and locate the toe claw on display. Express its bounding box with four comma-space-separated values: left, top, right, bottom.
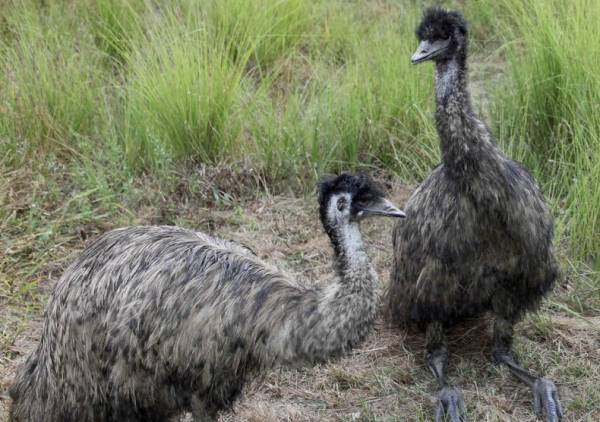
532, 378, 562, 422
435, 403, 444, 422
553, 390, 563, 419
533, 386, 542, 416
435, 386, 467, 422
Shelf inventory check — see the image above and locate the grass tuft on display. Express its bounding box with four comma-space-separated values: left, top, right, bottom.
492, 0, 600, 263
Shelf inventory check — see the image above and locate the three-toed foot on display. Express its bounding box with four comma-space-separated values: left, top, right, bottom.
435, 385, 467, 422
532, 378, 562, 422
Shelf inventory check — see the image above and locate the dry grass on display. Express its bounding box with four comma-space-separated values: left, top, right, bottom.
0, 171, 598, 421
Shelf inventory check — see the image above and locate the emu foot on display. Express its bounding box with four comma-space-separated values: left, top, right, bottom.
434, 386, 466, 422
532, 378, 562, 422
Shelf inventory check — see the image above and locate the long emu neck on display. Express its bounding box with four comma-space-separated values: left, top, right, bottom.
434, 41, 494, 181
276, 219, 379, 364
435, 48, 469, 108
329, 222, 371, 281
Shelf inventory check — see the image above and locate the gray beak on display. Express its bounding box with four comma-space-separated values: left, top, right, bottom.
411, 38, 451, 64
359, 198, 406, 219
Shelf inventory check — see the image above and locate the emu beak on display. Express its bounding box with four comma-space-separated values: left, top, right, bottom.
411, 38, 451, 64
359, 198, 406, 219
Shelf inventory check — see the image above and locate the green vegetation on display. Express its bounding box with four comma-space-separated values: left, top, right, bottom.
1, 0, 436, 180
490, 0, 600, 264
1, 0, 598, 301
1, 1, 599, 419
1, 0, 598, 267
3, 0, 597, 265
0, 0, 439, 308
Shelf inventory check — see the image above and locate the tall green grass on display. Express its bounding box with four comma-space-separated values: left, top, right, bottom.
0, 1, 106, 162
205, 0, 309, 69
2, 0, 435, 180
492, 0, 600, 263
246, 4, 437, 183
1, 0, 599, 266
114, 0, 436, 180
86, 0, 147, 65
123, 23, 246, 167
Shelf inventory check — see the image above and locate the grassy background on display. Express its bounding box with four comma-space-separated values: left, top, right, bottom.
1, 0, 599, 419
2, 0, 599, 264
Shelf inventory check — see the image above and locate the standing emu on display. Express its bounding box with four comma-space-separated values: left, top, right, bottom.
386, 8, 562, 422
9, 173, 404, 422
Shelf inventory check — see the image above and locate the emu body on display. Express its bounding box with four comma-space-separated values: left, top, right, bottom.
388, 8, 561, 422
10, 174, 403, 422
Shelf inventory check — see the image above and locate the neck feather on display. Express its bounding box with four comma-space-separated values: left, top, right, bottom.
262, 220, 379, 365
330, 223, 371, 281
434, 50, 495, 181
292, 222, 378, 361
435, 55, 469, 107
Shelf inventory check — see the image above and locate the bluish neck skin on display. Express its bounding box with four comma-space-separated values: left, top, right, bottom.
331, 222, 370, 280
434, 52, 469, 109
323, 197, 371, 281
330, 222, 372, 284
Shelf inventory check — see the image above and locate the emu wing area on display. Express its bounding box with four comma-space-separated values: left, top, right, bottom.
388, 159, 557, 327
32, 226, 309, 418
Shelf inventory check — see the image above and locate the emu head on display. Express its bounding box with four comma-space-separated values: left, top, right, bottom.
411, 7, 468, 64
317, 173, 405, 236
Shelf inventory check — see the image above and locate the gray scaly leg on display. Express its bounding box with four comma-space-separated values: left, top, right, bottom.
426, 322, 467, 422
493, 317, 563, 422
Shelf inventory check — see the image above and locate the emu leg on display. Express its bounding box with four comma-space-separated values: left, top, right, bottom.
426, 322, 467, 422
493, 318, 563, 422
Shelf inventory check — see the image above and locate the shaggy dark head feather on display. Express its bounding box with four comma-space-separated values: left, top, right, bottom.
317, 173, 387, 228
416, 7, 467, 41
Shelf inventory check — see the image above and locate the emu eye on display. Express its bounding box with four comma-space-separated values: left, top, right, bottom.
337, 197, 347, 211
355, 195, 374, 207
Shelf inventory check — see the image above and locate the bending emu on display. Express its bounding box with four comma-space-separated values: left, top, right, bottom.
10, 173, 404, 422
387, 8, 562, 422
